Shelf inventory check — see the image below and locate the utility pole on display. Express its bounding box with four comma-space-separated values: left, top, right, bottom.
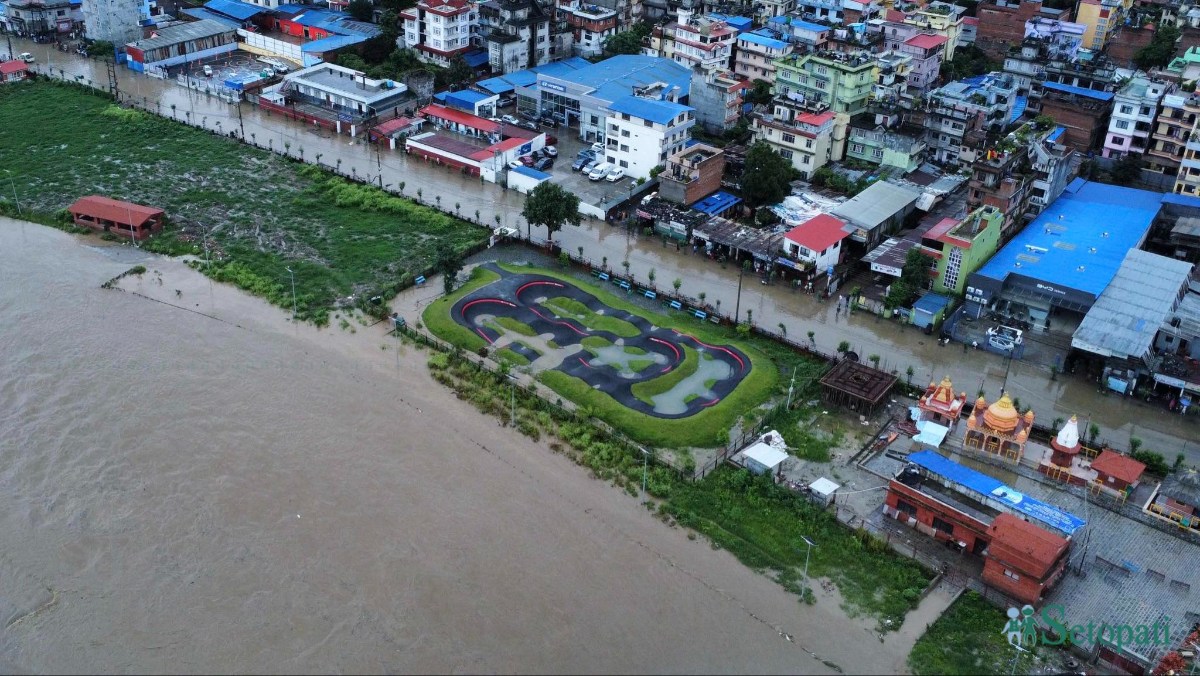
786, 366, 798, 409
236, 97, 246, 139
734, 261, 746, 324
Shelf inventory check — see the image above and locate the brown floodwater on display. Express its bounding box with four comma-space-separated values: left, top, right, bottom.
0, 220, 926, 674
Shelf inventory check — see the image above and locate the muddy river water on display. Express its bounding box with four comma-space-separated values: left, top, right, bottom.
0, 220, 932, 673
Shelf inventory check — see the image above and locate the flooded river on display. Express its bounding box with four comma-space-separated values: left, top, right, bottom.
0, 221, 926, 673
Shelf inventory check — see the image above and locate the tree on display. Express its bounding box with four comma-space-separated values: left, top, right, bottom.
445, 56, 474, 86
89, 40, 114, 59
837, 340, 850, 355
745, 79, 773, 105
740, 141, 793, 209
1134, 24, 1181, 70
885, 248, 936, 309
435, 242, 464, 295
347, 0, 375, 22
603, 22, 652, 56
1110, 152, 1143, 186
337, 53, 370, 72
522, 182, 581, 245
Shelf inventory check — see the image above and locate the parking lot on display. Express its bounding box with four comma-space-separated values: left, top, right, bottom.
171, 51, 281, 85
546, 133, 638, 213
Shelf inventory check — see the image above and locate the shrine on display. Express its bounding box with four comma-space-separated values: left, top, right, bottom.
963, 392, 1033, 463
918, 376, 968, 431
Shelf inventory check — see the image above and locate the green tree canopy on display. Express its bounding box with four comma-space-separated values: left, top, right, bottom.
1134, 24, 1181, 70
347, 0, 375, 22
435, 242, 464, 295
885, 248, 936, 309
1110, 152, 1143, 186
739, 141, 793, 209
445, 56, 474, 86
603, 22, 653, 56
522, 182, 581, 244
745, 79, 773, 105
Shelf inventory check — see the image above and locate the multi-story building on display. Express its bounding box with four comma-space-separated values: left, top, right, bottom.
975, 0, 1061, 62
902, 1, 966, 60
846, 115, 927, 173
898, 33, 946, 103
871, 50, 912, 107
734, 29, 793, 82
1038, 85, 1113, 152
825, 21, 884, 55
1173, 100, 1200, 195
751, 99, 837, 179
795, 0, 843, 22
657, 143, 726, 205
556, 0, 619, 58
919, 206, 1004, 296
966, 119, 1075, 235
652, 9, 737, 72
1148, 93, 1200, 177
1075, 0, 1124, 51
876, 19, 920, 52
752, 0, 795, 24
766, 15, 830, 49
1028, 125, 1076, 215
6, 0, 81, 34
923, 73, 1018, 166
689, 66, 748, 134
478, 0, 551, 74
274, 61, 410, 122
773, 50, 877, 115
82, 0, 153, 45
1103, 75, 1170, 159
603, 95, 695, 179
400, 0, 477, 68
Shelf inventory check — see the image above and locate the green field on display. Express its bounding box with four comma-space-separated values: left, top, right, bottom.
0, 82, 486, 325
909, 591, 1043, 675
540, 296, 641, 337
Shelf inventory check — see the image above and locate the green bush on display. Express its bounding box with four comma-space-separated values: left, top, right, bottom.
1132, 450, 1170, 476
909, 591, 1040, 675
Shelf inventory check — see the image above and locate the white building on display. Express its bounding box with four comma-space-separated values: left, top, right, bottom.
660, 9, 736, 72
1103, 75, 1170, 160
478, 0, 550, 74
400, 0, 477, 68
782, 214, 849, 272
266, 62, 409, 133
83, 0, 151, 45
603, 95, 695, 179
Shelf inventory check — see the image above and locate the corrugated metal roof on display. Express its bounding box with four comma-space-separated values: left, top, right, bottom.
180, 7, 242, 28
1071, 249, 1193, 360
129, 19, 235, 50
1041, 80, 1115, 101
301, 34, 366, 52
607, 95, 691, 125
830, 180, 921, 230
739, 30, 790, 50
203, 0, 263, 20
511, 166, 551, 180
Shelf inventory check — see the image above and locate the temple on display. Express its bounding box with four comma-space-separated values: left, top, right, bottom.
963, 393, 1033, 463
918, 376, 968, 431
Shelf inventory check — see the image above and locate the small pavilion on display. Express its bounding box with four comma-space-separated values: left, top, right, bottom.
918, 376, 967, 430
818, 359, 897, 417
963, 392, 1034, 463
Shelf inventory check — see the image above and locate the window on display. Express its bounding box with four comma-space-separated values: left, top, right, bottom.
781, 133, 796, 144
1120, 105, 1133, 115
932, 517, 954, 534
1115, 119, 1130, 130
850, 143, 864, 154
590, 115, 599, 125
778, 149, 794, 160
896, 500, 917, 517
1003, 569, 1020, 581
872, 148, 884, 159
619, 160, 628, 167
802, 155, 810, 164
620, 144, 629, 152
943, 247, 962, 290
621, 129, 630, 137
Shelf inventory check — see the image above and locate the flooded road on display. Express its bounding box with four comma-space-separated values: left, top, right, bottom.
0, 220, 931, 673
12, 36, 1198, 462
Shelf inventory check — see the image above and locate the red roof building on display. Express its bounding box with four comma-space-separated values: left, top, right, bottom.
904, 33, 948, 50
0, 60, 30, 83
419, 104, 500, 136
1091, 450, 1146, 492
782, 214, 848, 272
982, 513, 1070, 605
67, 196, 165, 240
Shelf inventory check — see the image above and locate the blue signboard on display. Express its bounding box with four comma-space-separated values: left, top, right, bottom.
542, 81, 566, 93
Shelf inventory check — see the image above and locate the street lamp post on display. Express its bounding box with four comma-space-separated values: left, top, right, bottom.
506, 373, 518, 427
285, 266, 297, 319
734, 261, 746, 324
799, 535, 816, 596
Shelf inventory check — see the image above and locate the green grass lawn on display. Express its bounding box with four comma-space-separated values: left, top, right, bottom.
631, 345, 701, 405
495, 348, 530, 366
541, 296, 640, 337
0, 82, 486, 325
909, 591, 1043, 675
420, 267, 501, 352
490, 316, 538, 337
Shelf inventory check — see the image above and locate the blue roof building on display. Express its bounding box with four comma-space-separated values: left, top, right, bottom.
607, 95, 691, 125
966, 179, 1166, 320
203, 0, 264, 21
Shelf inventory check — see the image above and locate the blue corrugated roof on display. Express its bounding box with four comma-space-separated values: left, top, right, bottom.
511, 166, 551, 180
913, 293, 952, 314
707, 13, 753, 31
274, 3, 309, 13
476, 77, 515, 94
1161, 192, 1200, 209
1046, 126, 1066, 144
301, 34, 366, 52
180, 7, 242, 28
740, 30, 791, 50
203, 0, 262, 20
1041, 80, 1115, 101
554, 55, 692, 103
908, 450, 1086, 536
442, 89, 492, 109
291, 9, 342, 27
463, 50, 489, 68
691, 191, 741, 215
1009, 95, 1027, 124
769, 15, 829, 33
607, 95, 692, 125
974, 178, 1162, 297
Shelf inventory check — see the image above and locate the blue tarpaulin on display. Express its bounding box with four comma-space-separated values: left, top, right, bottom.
907, 450, 1087, 536
691, 191, 741, 216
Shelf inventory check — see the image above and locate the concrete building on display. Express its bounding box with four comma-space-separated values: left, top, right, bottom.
124, 19, 238, 73
959, 15, 977, 45
918, 206, 1004, 296
750, 99, 837, 179
830, 179, 923, 251
399, 0, 477, 68
734, 29, 793, 83
1075, 0, 1124, 51
766, 15, 830, 49
1173, 98, 1200, 196
782, 213, 849, 272
556, 0, 619, 58
982, 513, 1071, 606
898, 33, 946, 103
0, 60, 30, 82
975, 0, 1062, 61
846, 115, 926, 173
603, 95, 694, 179
1103, 75, 1171, 160
965, 120, 1074, 236
923, 73, 1018, 166
1149, 93, 1200, 178
1038, 83, 1113, 153
478, 0, 550, 74
657, 143, 725, 205
651, 9, 737, 72
871, 50, 912, 107
773, 50, 878, 115
689, 66, 748, 134
1028, 126, 1076, 216
901, 1, 966, 60
83, 0, 152, 45
268, 62, 409, 127
5, 0, 81, 35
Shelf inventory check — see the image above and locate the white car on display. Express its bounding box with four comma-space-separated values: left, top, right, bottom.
589, 141, 605, 154
588, 162, 613, 181
987, 325, 1024, 344
543, 145, 558, 157
988, 334, 1016, 352
202, 65, 214, 77
604, 167, 625, 182
507, 160, 523, 170
18, 52, 34, 63
501, 114, 520, 125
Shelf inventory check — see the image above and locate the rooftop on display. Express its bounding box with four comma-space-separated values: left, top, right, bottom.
691, 191, 741, 215
127, 19, 235, 49
973, 179, 1164, 298
419, 103, 500, 133
1091, 450, 1147, 485
607, 95, 692, 126
1072, 250, 1194, 361
830, 180, 922, 231
768, 15, 829, 33
202, 0, 264, 21
988, 513, 1069, 570
1040, 80, 1115, 102
551, 55, 692, 104
903, 33, 947, 50
819, 359, 897, 406
739, 30, 791, 50
288, 63, 406, 104
784, 213, 849, 252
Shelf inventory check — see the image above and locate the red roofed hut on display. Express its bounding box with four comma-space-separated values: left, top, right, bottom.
68, 196, 165, 241
1091, 450, 1146, 493
982, 513, 1070, 605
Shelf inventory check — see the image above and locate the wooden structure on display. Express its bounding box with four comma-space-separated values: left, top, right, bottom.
818, 359, 897, 417
67, 196, 165, 240
918, 376, 967, 431
963, 392, 1033, 463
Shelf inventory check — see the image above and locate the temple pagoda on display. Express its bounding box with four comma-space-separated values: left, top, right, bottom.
963, 392, 1034, 463
918, 376, 968, 431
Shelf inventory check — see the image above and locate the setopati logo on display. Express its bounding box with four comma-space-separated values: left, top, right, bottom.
1003, 605, 1171, 651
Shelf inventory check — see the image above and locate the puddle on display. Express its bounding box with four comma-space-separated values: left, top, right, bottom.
650, 351, 733, 415
587, 343, 667, 379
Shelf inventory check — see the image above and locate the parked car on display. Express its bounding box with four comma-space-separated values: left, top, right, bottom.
501, 114, 520, 125
18, 52, 34, 63
589, 142, 605, 154
519, 154, 536, 167
544, 146, 558, 157
987, 325, 1024, 344
588, 162, 613, 181
489, 117, 503, 123
546, 135, 558, 146
507, 160, 523, 170
572, 155, 592, 170
581, 159, 599, 174
604, 167, 625, 182
533, 157, 554, 171
202, 64, 214, 77
988, 334, 1016, 352
518, 122, 540, 132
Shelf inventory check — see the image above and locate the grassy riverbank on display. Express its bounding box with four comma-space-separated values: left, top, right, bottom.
908, 591, 1043, 675
0, 81, 486, 325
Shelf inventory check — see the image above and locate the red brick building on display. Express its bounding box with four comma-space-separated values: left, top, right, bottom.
67, 196, 165, 240
981, 513, 1070, 605
975, 0, 1048, 62
1039, 89, 1112, 154
885, 469, 993, 555
1106, 24, 1155, 69
657, 143, 726, 206
1091, 450, 1146, 493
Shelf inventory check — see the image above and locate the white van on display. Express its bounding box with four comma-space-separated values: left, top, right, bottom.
587, 162, 613, 181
